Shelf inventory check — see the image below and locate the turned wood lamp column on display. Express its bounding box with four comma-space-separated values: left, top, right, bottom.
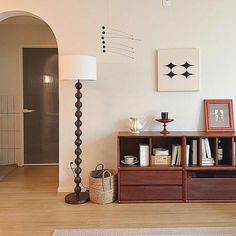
60, 55, 97, 204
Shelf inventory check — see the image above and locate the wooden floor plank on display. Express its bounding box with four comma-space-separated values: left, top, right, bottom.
0, 166, 236, 236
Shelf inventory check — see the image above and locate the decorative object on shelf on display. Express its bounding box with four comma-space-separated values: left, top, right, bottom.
121, 159, 139, 166
161, 112, 168, 119
218, 139, 223, 161
152, 146, 171, 166
89, 164, 117, 204
204, 99, 234, 132
122, 155, 138, 165
139, 144, 149, 166
60, 55, 97, 204
157, 48, 200, 91
152, 155, 171, 166
156, 118, 174, 134
129, 117, 144, 133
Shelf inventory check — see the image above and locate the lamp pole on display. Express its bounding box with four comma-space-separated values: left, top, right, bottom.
65, 80, 89, 204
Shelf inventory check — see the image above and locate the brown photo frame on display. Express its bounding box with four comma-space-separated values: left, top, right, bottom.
204, 99, 234, 132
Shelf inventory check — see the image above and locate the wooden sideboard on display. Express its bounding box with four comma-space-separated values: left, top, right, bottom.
117, 131, 236, 203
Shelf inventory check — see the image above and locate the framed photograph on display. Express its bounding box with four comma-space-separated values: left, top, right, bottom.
157, 48, 200, 91
204, 99, 234, 132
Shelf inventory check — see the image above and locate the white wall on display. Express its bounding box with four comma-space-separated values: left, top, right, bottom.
0, 0, 235, 191
0, 20, 57, 165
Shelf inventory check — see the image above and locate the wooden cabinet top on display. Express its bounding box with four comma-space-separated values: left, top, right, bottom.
118, 131, 236, 138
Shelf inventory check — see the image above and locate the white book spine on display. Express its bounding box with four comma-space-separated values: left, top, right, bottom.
204, 138, 212, 159
186, 145, 190, 166
140, 145, 149, 166
233, 141, 236, 166
201, 139, 207, 160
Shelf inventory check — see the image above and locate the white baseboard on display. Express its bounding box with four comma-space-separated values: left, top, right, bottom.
24, 163, 59, 166
57, 186, 74, 192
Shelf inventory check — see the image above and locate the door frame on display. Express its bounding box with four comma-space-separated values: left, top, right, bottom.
18, 44, 58, 166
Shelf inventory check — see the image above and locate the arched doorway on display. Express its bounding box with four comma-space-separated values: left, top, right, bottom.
0, 11, 59, 183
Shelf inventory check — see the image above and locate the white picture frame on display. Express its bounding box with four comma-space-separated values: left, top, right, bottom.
157, 48, 200, 92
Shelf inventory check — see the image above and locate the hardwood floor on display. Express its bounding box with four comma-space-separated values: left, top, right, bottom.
0, 166, 236, 236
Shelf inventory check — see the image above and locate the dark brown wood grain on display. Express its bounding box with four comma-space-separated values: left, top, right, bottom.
120, 171, 183, 185
118, 131, 236, 138
117, 132, 236, 203
188, 178, 236, 200
120, 186, 183, 201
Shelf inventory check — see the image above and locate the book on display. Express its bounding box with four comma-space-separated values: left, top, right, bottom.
153, 148, 169, 156
202, 139, 207, 159
233, 141, 236, 166
191, 140, 198, 165
201, 163, 214, 166
186, 145, 190, 166
171, 145, 178, 166
202, 157, 215, 166
202, 158, 214, 162
204, 138, 212, 159
139, 144, 149, 166
176, 145, 181, 166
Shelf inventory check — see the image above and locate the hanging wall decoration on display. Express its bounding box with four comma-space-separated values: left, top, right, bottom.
100, 0, 140, 59
157, 48, 200, 91
101, 26, 137, 59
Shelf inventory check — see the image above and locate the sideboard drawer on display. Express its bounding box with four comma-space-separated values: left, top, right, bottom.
188, 178, 236, 200
120, 185, 183, 201
120, 171, 182, 185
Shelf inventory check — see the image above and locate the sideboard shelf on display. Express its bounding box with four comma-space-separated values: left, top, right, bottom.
117, 131, 236, 203
118, 166, 183, 171
186, 166, 236, 171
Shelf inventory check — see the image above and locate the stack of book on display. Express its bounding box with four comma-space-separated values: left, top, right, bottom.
171, 145, 181, 166
152, 148, 171, 166
201, 138, 215, 166
186, 138, 215, 166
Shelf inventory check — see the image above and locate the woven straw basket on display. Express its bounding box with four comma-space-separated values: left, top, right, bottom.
89, 164, 117, 204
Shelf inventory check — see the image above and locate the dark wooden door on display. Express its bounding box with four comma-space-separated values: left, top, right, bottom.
23, 48, 59, 164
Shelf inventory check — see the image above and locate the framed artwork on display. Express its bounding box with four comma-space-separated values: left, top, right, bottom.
157, 48, 199, 91
204, 99, 234, 132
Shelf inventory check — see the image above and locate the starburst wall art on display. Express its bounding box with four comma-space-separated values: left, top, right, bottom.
157, 48, 199, 91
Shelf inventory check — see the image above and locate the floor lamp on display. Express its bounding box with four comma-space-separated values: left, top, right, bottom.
60, 55, 97, 204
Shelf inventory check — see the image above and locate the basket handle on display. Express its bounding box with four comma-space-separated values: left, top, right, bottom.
102, 170, 112, 192
95, 163, 104, 171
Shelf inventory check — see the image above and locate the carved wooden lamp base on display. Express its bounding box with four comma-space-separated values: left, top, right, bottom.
64, 80, 90, 205
65, 192, 89, 204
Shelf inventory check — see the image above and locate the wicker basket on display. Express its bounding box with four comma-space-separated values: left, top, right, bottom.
89, 164, 117, 204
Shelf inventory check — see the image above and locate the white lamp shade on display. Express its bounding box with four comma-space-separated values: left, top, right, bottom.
60, 55, 97, 81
